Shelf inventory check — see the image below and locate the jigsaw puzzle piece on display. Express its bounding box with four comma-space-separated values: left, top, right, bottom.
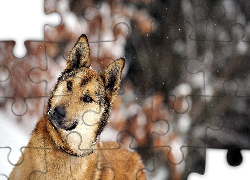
0, 113, 29, 177
45, 0, 130, 66
29, 42, 67, 98
0, 65, 49, 177
184, 78, 250, 177
0, 41, 49, 116
63, 132, 144, 179
204, 80, 250, 165
186, 36, 250, 96
99, 87, 178, 179
105, 80, 193, 179
185, 0, 250, 43
95, 141, 146, 180
186, 1, 228, 42
15, 117, 107, 179
106, 84, 170, 149
183, 114, 240, 177
182, 111, 224, 177
0, 97, 49, 177
9, 124, 84, 179
143, 81, 231, 179
0, 0, 60, 58
148, 92, 194, 179
114, 89, 185, 179
181, 116, 228, 177
126, 8, 192, 96
188, 149, 250, 180
137, 146, 185, 180
149, 146, 183, 180
100, 90, 146, 151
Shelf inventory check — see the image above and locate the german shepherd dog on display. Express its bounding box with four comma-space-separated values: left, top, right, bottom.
10, 35, 146, 179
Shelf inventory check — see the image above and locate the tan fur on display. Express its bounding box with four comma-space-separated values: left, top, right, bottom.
9, 34, 146, 180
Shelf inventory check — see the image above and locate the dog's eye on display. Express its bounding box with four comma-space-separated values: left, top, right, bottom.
67, 81, 72, 91
81, 95, 93, 103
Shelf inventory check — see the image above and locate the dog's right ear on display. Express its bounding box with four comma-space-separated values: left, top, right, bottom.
101, 58, 125, 103
66, 34, 91, 70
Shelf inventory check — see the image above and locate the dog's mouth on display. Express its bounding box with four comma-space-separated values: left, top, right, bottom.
49, 117, 78, 131
65, 121, 78, 131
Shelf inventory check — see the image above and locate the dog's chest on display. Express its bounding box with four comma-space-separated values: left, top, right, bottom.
45, 151, 100, 179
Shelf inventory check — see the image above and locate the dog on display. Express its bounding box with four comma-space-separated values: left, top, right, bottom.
9, 34, 146, 179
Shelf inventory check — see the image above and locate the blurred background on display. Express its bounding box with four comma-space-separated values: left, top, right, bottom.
1, 0, 250, 179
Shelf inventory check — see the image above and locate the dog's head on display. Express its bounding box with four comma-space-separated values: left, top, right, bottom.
47, 34, 125, 156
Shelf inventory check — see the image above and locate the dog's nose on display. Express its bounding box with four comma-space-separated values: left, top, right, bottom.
52, 106, 66, 120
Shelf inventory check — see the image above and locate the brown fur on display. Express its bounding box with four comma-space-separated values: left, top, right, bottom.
9, 34, 146, 180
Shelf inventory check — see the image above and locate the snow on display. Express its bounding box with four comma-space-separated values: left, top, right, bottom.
0, 111, 31, 177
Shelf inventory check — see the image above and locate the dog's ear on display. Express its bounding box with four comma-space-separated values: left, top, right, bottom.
66, 34, 90, 70
101, 58, 125, 103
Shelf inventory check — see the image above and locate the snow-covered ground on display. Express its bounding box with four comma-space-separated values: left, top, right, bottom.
0, 109, 37, 178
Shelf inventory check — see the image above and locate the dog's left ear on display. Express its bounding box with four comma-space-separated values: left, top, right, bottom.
101, 58, 125, 103
66, 34, 91, 70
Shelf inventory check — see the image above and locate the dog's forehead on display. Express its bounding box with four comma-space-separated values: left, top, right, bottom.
78, 67, 98, 77
60, 67, 99, 82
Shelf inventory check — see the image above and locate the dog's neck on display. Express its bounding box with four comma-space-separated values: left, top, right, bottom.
24, 116, 102, 179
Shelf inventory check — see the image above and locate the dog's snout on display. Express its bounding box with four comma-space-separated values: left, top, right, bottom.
52, 106, 66, 120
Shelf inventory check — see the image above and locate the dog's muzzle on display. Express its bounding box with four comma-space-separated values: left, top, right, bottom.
52, 106, 66, 120
49, 105, 78, 131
